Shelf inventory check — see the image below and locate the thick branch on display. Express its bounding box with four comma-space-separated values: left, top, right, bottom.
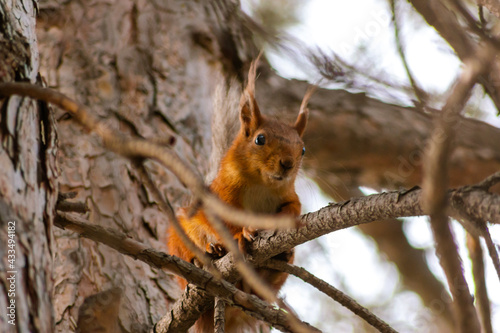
250, 187, 499, 259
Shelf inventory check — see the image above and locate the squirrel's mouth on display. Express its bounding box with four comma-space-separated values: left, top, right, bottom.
271, 175, 284, 181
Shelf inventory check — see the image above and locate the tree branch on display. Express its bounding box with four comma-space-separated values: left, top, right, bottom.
53, 212, 319, 333
476, 170, 500, 189
214, 297, 226, 333
135, 160, 220, 279
390, 0, 427, 107
420, 41, 495, 333
450, 192, 500, 282
0, 82, 296, 231
466, 234, 493, 333
165, 182, 500, 330
263, 260, 397, 333
408, 0, 500, 113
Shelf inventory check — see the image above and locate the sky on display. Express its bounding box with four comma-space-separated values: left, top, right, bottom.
242, 0, 500, 331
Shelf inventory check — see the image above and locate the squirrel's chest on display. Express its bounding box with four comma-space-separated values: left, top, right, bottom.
241, 185, 281, 214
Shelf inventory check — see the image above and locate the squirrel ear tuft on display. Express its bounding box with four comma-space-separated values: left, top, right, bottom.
240, 54, 263, 136
294, 85, 316, 137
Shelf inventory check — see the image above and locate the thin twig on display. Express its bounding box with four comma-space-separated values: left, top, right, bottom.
476, 171, 500, 189
449, 0, 500, 48
56, 200, 89, 214
449, 196, 500, 283
390, 0, 427, 107
482, 227, 500, 282
134, 160, 220, 279
421, 44, 496, 333
466, 233, 493, 333
478, 5, 486, 30
264, 260, 398, 333
409, 0, 500, 114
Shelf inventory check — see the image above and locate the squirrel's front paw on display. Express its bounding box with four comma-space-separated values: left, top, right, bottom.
236, 227, 259, 254
206, 242, 227, 259
242, 226, 258, 242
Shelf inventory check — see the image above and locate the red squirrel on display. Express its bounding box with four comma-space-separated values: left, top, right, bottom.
167, 57, 309, 332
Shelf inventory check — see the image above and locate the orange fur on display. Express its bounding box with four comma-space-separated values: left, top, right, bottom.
167, 57, 310, 332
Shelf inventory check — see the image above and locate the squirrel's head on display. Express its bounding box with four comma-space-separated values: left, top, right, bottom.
232, 56, 314, 188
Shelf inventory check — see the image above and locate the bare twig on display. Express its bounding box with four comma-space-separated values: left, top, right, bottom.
264, 260, 398, 333
214, 297, 225, 333
409, 0, 500, 114
389, 0, 427, 107
450, 187, 500, 227
478, 4, 487, 29
53, 212, 319, 333
449, 196, 500, 283
466, 234, 493, 333
482, 227, 500, 282
56, 200, 88, 214
476, 170, 500, 189
421, 44, 495, 333
134, 160, 220, 279
156, 286, 212, 333
449, 0, 500, 48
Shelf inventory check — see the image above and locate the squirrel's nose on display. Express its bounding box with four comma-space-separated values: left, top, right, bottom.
280, 159, 294, 171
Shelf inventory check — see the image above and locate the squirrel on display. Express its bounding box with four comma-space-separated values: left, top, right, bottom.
167, 56, 310, 333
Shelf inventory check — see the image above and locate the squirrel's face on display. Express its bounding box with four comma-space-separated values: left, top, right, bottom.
233, 56, 313, 188
240, 118, 305, 188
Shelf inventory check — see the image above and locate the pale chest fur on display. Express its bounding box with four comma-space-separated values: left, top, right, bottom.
241, 184, 282, 214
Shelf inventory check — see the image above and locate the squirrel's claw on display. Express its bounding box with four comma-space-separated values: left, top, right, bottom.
242, 226, 258, 242
206, 242, 227, 259
236, 227, 259, 254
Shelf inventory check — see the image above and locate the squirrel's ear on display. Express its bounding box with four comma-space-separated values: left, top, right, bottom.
294, 85, 316, 137
240, 54, 263, 137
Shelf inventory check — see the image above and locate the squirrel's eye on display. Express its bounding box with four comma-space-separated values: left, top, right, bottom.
255, 134, 266, 146
302, 147, 306, 156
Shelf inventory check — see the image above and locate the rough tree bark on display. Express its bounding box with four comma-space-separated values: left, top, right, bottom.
1, 0, 499, 332
37, 1, 222, 332
0, 1, 58, 333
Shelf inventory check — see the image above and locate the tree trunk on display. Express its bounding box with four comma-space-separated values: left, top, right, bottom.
37, 1, 233, 331
0, 1, 57, 333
